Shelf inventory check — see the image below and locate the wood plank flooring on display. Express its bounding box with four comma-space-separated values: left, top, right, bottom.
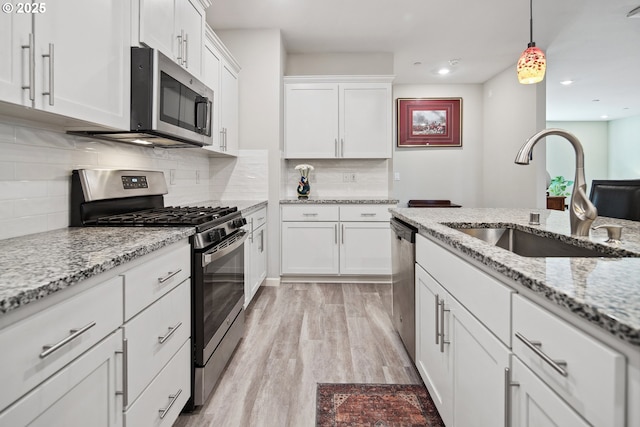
174, 282, 421, 427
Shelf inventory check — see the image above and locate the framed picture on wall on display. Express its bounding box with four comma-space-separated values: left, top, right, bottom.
397, 98, 462, 147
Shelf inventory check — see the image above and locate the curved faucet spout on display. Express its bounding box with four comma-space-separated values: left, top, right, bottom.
514, 128, 598, 237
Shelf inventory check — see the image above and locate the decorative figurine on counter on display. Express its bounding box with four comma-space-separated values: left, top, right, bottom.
295, 164, 314, 199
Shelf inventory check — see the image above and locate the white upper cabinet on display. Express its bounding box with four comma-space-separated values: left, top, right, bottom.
202, 25, 240, 156
284, 76, 394, 159
0, 0, 130, 129
139, 0, 206, 80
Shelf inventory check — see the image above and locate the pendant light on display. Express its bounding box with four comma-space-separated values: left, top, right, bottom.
517, 0, 546, 84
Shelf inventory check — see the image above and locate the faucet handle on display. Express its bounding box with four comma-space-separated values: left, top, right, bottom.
592, 224, 623, 243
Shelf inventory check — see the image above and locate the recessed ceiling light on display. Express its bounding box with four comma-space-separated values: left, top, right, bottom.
560, 80, 574, 85
438, 68, 451, 75
601, 115, 609, 119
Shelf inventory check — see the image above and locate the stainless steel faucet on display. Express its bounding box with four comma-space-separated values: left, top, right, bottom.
514, 128, 598, 236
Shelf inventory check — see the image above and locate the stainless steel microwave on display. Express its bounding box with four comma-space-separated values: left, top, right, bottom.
69, 47, 213, 148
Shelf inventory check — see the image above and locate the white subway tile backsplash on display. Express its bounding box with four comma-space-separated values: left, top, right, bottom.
283, 159, 390, 198
0, 120, 215, 238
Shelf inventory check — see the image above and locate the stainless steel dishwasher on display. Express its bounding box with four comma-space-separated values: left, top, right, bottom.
391, 217, 418, 362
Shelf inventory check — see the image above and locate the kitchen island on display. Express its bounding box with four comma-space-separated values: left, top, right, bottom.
391, 207, 640, 427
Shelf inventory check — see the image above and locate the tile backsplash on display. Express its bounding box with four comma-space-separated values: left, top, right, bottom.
0, 120, 213, 240
283, 159, 391, 198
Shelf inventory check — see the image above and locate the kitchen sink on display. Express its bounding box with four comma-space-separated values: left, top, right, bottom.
450, 226, 621, 258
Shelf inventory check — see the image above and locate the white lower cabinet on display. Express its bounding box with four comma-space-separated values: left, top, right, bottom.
510, 356, 590, 427
124, 339, 190, 427
0, 238, 192, 427
340, 222, 391, 275
0, 330, 123, 427
416, 263, 510, 427
280, 204, 393, 276
244, 206, 268, 307
512, 294, 625, 427
281, 221, 340, 275
123, 280, 190, 405
415, 232, 631, 427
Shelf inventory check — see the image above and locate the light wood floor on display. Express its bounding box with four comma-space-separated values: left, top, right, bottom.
174, 282, 421, 427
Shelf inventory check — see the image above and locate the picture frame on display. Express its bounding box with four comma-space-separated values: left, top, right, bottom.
396, 98, 462, 147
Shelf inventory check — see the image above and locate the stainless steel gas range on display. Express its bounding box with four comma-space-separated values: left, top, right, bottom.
70, 168, 247, 409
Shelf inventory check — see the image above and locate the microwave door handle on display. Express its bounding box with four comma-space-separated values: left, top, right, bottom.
195, 96, 208, 134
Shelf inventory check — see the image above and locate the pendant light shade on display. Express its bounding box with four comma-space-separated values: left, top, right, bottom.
517, 0, 546, 84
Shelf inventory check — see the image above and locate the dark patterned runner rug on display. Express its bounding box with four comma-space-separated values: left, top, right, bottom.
316, 383, 445, 427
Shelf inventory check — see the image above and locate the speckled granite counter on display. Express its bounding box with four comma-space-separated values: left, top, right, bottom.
391, 207, 640, 348
0, 227, 195, 317
281, 197, 398, 204
0, 200, 267, 318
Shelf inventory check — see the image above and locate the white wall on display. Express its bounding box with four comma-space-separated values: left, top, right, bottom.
482, 65, 546, 208
215, 29, 285, 280
392, 84, 484, 208
0, 119, 213, 240
286, 53, 393, 76
609, 115, 640, 178
546, 121, 609, 194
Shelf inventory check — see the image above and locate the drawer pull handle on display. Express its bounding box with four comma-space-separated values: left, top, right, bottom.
515, 332, 568, 377
302, 213, 318, 216
40, 321, 96, 359
158, 388, 182, 419
257, 217, 265, 221
504, 367, 519, 427
158, 322, 182, 344
434, 294, 440, 345
360, 213, 377, 217
439, 299, 450, 353
116, 338, 129, 407
158, 269, 182, 283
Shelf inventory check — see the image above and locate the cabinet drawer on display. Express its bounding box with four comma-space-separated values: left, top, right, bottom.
0, 330, 122, 427
124, 279, 191, 405
513, 295, 625, 427
123, 240, 190, 320
124, 339, 191, 427
281, 205, 339, 221
339, 205, 394, 221
416, 234, 513, 345
247, 207, 267, 231
0, 276, 123, 410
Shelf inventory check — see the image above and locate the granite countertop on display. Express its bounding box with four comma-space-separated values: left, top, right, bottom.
0, 227, 195, 317
281, 197, 399, 204
191, 199, 268, 214
391, 207, 640, 348
0, 200, 268, 319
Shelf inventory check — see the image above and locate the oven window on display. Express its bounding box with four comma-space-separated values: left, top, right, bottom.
200, 243, 244, 349
159, 71, 199, 133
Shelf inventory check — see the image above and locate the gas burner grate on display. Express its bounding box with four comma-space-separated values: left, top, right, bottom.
93, 206, 238, 226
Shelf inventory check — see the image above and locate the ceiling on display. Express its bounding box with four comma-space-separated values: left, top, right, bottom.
207, 0, 640, 121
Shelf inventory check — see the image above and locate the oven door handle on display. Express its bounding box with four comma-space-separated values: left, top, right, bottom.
202, 230, 248, 266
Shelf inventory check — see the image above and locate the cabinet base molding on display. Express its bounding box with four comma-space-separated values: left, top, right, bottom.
279, 274, 391, 284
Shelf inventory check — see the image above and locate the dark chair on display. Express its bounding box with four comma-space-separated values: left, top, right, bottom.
589, 179, 640, 221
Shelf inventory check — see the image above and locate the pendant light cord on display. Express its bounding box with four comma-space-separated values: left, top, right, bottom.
529, 0, 534, 45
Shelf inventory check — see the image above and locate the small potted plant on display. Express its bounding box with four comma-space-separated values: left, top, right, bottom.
548, 175, 574, 197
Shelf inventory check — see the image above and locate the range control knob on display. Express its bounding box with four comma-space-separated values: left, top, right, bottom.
232, 218, 247, 228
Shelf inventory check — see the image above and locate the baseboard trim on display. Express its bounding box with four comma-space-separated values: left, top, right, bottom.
264, 277, 281, 287
279, 275, 391, 284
